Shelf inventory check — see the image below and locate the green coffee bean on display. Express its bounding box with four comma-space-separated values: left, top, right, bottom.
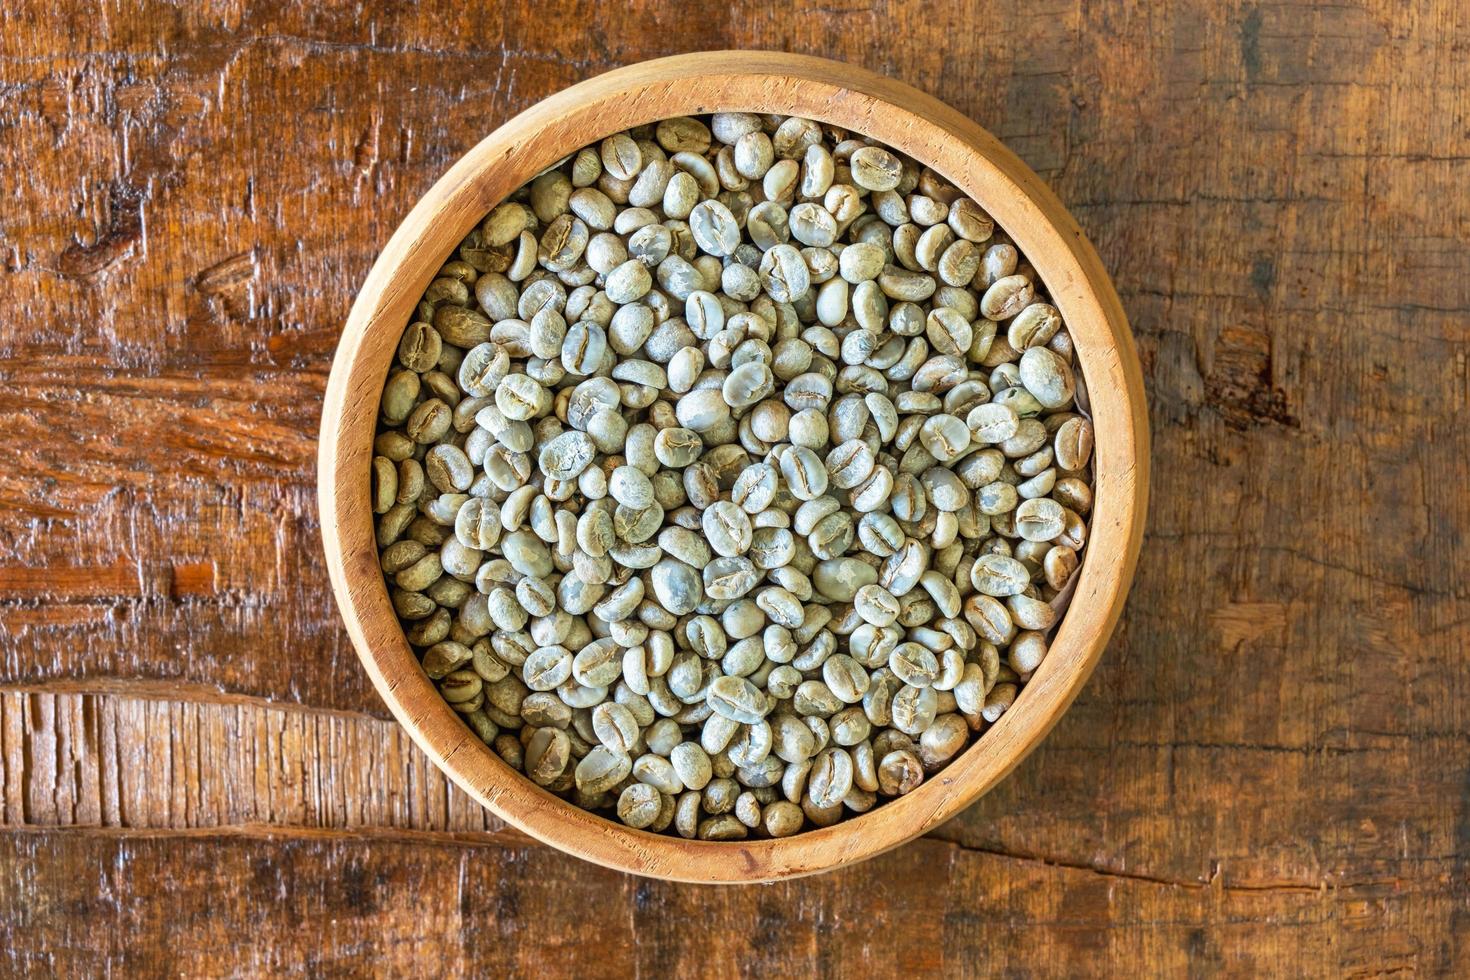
377, 113, 1094, 839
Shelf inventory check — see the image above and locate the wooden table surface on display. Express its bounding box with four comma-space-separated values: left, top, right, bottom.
3, 1, 1467, 975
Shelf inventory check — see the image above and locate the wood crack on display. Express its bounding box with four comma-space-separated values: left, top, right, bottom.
931, 838, 1338, 895
0, 681, 392, 723
0, 822, 534, 850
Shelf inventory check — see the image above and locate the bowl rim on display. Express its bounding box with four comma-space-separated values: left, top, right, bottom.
319, 50, 1149, 883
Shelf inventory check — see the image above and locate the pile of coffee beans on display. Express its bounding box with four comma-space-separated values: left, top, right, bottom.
371, 113, 1094, 839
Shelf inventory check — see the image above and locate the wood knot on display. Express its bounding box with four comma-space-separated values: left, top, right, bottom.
1205, 325, 1298, 429
57, 181, 147, 279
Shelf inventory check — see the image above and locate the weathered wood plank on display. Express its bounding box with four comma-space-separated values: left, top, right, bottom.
2, 828, 1462, 977
2, 0, 1470, 973
0, 690, 504, 837
2, 687, 1465, 916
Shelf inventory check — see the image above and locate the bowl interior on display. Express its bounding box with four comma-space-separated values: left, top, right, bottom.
319, 51, 1147, 883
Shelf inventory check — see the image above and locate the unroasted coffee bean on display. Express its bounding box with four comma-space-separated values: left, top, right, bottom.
1054, 416, 1094, 471
878, 749, 924, 795
919, 414, 970, 462
1044, 544, 1080, 590
375, 112, 1095, 839
617, 782, 663, 829
849, 146, 902, 192
1019, 347, 1076, 409
853, 584, 900, 627
525, 727, 571, 785
980, 274, 1034, 321
779, 446, 829, 500
759, 243, 811, 303
651, 558, 704, 616
703, 500, 753, 557
577, 746, 633, 793
808, 746, 854, 808
707, 675, 770, 724
690, 200, 740, 256
971, 554, 1032, 597
1015, 497, 1066, 542
1007, 302, 1062, 350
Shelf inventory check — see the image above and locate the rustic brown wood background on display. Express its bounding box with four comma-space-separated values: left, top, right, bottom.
2, 0, 1467, 975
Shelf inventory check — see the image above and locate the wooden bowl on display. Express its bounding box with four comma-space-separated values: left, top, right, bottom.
319, 51, 1148, 883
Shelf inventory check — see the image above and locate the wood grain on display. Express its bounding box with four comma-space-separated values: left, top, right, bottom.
2, 0, 1468, 971
0, 689, 514, 838
2, 828, 1458, 977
